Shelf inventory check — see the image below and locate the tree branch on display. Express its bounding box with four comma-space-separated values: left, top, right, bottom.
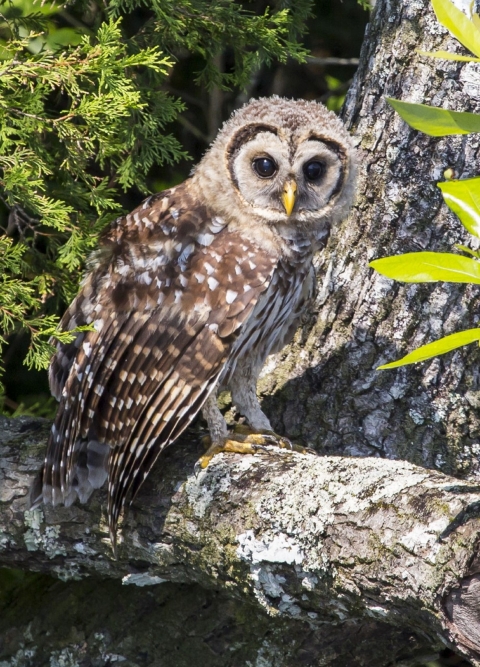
1, 415, 480, 665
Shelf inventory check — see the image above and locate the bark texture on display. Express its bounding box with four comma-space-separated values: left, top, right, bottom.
1, 415, 480, 666
2, 0, 480, 665
261, 0, 480, 482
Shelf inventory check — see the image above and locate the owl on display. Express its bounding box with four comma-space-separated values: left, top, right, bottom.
30, 97, 357, 546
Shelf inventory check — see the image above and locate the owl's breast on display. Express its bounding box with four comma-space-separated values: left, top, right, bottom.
220, 258, 314, 385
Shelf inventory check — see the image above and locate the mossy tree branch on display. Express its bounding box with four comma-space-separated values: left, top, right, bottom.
1, 416, 480, 665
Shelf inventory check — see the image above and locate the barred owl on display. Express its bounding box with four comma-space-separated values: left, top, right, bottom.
30, 97, 358, 546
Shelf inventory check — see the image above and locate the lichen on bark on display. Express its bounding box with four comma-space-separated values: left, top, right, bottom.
1, 414, 480, 665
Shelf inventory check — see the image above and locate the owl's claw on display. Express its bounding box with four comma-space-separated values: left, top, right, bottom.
235, 425, 316, 455
195, 428, 316, 473
196, 437, 269, 473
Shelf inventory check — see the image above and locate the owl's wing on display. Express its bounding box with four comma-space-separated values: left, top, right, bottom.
34, 182, 276, 542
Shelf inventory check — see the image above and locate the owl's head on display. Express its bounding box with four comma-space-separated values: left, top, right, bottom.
194, 97, 357, 246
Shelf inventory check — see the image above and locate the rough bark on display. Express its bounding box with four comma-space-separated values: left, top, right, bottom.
1, 415, 480, 666
261, 0, 480, 482
2, 0, 480, 665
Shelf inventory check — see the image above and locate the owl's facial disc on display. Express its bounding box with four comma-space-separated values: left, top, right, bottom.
250, 152, 297, 216
228, 125, 347, 224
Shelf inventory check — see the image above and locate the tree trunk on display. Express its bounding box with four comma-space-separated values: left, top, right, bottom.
261, 0, 480, 482
2, 0, 480, 665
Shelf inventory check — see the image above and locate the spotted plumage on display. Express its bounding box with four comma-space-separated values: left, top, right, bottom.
30, 97, 358, 546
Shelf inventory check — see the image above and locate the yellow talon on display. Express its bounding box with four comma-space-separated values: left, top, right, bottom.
195, 428, 316, 473
197, 439, 267, 471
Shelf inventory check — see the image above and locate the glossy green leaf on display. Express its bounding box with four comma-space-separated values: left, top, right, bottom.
455, 243, 480, 258
438, 177, 480, 238
417, 49, 480, 62
370, 252, 480, 283
431, 0, 480, 57
387, 98, 480, 136
378, 328, 480, 369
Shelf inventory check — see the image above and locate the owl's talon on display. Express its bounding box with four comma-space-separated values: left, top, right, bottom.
197, 438, 269, 470
195, 429, 316, 471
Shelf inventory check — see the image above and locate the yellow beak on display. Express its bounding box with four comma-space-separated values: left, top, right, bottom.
282, 179, 297, 216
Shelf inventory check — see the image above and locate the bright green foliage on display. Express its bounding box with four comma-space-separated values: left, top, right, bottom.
108, 0, 311, 91
377, 329, 480, 370
386, 98, 480, 136
371, 0, 480, 370
416, 49, 480, 62
0, 236, 92, 392
438, 177, 480, 237
371, 251, 480, 284
371, 180, 480, 368
429, 0, 480, 58
0, 0, 313, 403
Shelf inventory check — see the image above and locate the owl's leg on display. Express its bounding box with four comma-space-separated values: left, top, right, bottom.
197, 389, 271, 471
229, 359, 317, 454
229, 359, 272, 431
197, 365, 314, 471
202, 391, 228, 444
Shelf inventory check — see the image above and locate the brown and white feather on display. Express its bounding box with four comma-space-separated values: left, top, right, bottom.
31, 96, 357, 546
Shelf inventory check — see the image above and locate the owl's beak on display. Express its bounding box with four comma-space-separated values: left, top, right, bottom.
282, 179, 297, 216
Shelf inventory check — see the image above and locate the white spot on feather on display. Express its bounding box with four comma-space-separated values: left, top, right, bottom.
117, 262, 131, 277
208, 276, 219, 290
209, 216, 226, 232
226, 290, 238, 304
197, 232, 215, 246
138, 271, 152, 285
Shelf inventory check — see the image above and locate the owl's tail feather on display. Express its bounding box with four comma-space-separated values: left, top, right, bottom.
28, 438, 110, 509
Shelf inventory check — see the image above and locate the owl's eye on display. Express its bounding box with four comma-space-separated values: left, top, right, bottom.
303, 160, 325, 182
253, 157, 277, 178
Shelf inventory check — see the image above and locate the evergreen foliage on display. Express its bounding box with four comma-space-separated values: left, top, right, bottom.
0, 0, 312, 405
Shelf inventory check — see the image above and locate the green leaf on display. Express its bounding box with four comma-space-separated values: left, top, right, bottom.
455, 243, 480, 258
417, 49, 480, 62
386, 98, 480, 136
378, 328, 480, 369
438, 177, 480, 238
431, 0, 480, 58
370, 251, 480, 283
